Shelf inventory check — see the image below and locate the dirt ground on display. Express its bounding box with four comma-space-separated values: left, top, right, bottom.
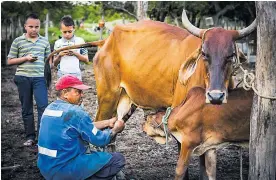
1, 64, 249, 180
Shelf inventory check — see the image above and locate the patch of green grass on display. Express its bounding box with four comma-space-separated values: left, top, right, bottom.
40, 27, 109, 45
74, 28, 106, 42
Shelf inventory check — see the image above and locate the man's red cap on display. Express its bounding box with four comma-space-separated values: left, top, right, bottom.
55, 75, 91, 90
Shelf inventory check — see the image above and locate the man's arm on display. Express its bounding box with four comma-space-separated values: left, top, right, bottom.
8, 55, 36, 65
93, 117, 117, 130
78, 116, 124, 147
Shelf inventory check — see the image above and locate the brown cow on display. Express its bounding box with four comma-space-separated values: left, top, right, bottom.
143, 86, 253, 180
46, 10, 256, 123
92, 10, 256, 124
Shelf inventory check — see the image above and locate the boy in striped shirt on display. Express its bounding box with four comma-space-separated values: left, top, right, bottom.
7, 13, 50, 147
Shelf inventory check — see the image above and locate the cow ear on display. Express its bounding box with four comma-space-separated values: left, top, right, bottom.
179, 48, 201, 85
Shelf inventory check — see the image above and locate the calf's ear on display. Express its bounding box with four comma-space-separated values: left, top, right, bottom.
179, 48, 201, 85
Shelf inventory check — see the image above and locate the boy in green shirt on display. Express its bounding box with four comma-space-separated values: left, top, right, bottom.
7, 13, 50, 147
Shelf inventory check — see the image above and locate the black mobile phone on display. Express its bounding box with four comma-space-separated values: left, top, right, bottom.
68, 51, 74, 56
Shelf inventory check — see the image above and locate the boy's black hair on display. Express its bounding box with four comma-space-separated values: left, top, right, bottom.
60, 15, 75, 27
25, 13, 39, 22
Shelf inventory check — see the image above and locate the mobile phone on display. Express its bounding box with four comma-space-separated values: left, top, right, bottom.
68, 51, 74, 56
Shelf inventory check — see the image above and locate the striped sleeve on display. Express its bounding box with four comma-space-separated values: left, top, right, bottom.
7, 39, 19, 58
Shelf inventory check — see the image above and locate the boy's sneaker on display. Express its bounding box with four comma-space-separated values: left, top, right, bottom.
23, 139, 35, 147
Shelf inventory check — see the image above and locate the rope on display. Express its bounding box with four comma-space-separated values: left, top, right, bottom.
202, 28, 215, 42
240, 66, 276, 99
161, 107, 172, 147
232, 44, 276, 99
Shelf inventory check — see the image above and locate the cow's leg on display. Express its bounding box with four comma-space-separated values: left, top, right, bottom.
204, 149, 217, 180
95, 88, 121, 121
94, 51, 122, 122
175, 142, 192, 180
175, 140, 189, 180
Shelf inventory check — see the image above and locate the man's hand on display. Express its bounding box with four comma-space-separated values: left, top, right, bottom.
108, 117, 118, 128
111, 120, 125, 134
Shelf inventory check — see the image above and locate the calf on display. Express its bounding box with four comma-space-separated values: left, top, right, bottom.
143, 86, 253, 180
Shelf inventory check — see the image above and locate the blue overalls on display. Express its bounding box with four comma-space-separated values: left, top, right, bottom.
37, 100, 112, 180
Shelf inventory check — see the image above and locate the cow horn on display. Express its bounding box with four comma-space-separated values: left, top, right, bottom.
182, 9, 202, 37
237, 19, 257, 39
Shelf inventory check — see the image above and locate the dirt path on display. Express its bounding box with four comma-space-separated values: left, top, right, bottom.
1, 64, 249, 180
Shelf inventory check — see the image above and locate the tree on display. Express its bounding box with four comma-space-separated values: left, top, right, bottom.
101, 1, 138, 21
249, 2, 276, 180
1, 1, 74, 31
137, 1, 148, 20
147, 1, 255, 27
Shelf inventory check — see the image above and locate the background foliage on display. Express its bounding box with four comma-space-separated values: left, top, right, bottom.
1, 1, 255, 46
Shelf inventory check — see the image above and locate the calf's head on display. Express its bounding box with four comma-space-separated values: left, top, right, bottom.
143, 113, 171, 144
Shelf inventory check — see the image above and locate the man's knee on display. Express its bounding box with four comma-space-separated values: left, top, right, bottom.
111, 152, 125, 168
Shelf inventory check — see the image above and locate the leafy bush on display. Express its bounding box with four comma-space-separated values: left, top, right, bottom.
40, 27, 109, 46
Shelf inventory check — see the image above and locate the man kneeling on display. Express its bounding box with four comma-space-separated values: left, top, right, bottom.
37, 75, 125, 180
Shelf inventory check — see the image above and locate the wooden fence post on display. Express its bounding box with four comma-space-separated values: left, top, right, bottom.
249, 2, 276, 180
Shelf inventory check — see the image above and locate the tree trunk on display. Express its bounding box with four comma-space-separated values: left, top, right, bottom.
249, 2, 276, 180
17, 17, 23, 35
45, 13, 49, 39
9, 18, 14, 39
137, 1, 148, 20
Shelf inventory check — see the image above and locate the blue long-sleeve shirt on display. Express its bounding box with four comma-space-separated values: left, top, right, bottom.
37, 100, 112, 180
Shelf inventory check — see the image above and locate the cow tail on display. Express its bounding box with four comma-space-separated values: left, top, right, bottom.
44, 58, 52, 89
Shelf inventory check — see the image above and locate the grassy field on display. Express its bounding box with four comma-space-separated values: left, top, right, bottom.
40, 26, 109, 45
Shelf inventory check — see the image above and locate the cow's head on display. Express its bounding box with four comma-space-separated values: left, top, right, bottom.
179, 10, 256, 105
